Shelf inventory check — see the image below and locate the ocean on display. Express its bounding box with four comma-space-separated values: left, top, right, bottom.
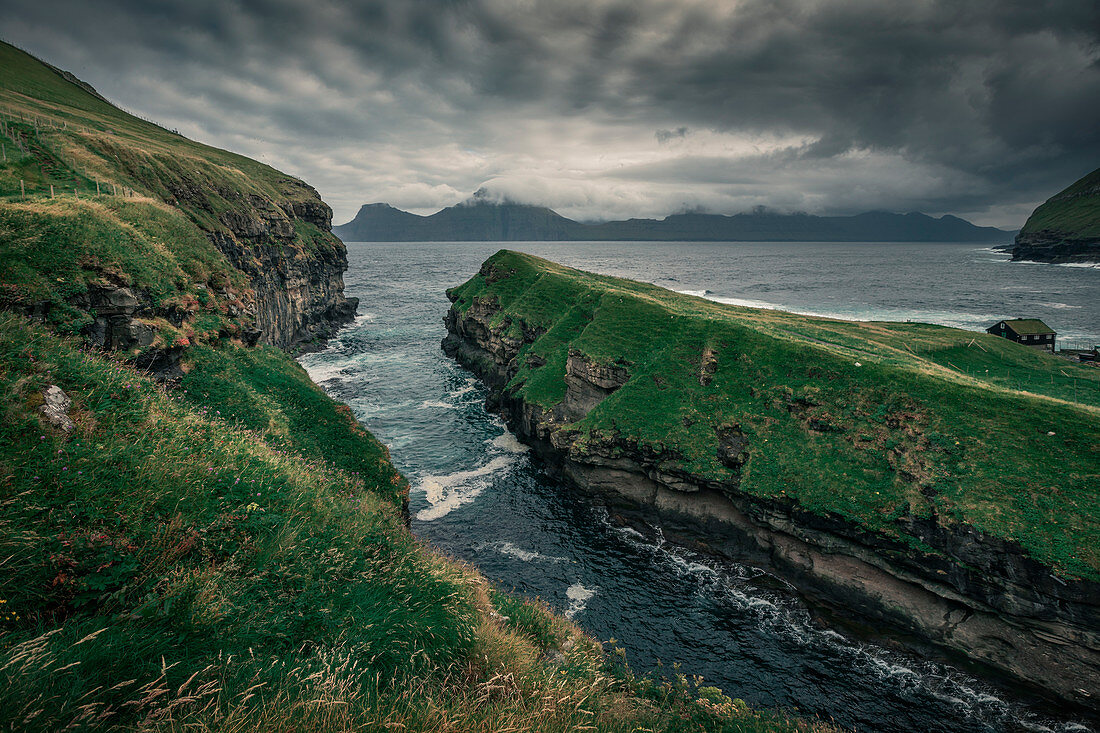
301, 241, 1098, 733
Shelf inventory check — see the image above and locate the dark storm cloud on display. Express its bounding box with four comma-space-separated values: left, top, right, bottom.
2, 0, 1098, 226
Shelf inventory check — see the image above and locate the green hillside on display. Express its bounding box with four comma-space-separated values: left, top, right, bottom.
1012, 166, 1100, 262
0, 43, 828, 731
449, 251, 1100, 579
0, 41, 324, 222
1019, 166, 1100, 240
0, 40, 352, 353
2, 314, 835, 731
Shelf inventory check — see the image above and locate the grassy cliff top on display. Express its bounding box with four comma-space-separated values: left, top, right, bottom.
450, 250, 1100, 579
1018, 166, 1100, 240
0, 40, 325, 218
0, 40, 344, 347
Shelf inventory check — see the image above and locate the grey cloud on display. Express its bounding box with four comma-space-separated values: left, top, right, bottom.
655, 127, 689, 144
1, 0, 1097, 227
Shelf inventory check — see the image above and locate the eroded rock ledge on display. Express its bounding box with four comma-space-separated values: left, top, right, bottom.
1010, 232, 1100, 264
443, 290, 1100, 713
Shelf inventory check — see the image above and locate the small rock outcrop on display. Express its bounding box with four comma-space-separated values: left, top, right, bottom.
40, 385, 75, 433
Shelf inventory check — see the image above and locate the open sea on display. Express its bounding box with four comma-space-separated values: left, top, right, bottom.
301, 241, 1099, 733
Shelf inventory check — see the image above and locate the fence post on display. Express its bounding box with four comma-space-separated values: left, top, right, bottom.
20, 179, 25, 199
50, 184, 54, 199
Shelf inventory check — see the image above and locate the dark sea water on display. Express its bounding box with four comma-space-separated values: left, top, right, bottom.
300, 242, 1099, 733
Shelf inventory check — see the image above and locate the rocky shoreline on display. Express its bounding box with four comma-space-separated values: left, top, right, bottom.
442, 288, 1100, 714
1010, 232, 1100, 264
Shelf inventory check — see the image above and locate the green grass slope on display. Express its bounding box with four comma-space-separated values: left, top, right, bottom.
0, 40, 323, 222
449, 251, 1100, 580
1018, 166, 1100, 241
0, 313, 834, 732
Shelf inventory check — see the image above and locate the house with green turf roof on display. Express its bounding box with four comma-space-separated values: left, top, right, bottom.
986, 318, 1056, 351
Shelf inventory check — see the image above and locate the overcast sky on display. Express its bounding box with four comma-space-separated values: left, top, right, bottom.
3, 0, 1098, 227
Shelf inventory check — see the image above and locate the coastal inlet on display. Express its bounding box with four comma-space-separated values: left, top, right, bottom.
301, 240, 1100, 733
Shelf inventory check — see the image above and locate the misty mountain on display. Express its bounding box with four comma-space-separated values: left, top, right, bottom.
334, 200, 1014, 243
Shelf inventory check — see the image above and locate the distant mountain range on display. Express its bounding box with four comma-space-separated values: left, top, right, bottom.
334, 197, 1015, 243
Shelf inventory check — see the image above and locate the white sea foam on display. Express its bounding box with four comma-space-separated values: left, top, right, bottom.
489, 431, 529, 454
675, 289, 1004, 331
676, 290, 782, 310
565, 583, 597, 618
420, 399, 461, 410
301, 362, 351, 384
1038, 302, 1082, 310
414, 454, 517, 521
1010, 259, 1100, 269
488, 540, 567, 563
449, 379, 479, 399
612, 525, 646, 541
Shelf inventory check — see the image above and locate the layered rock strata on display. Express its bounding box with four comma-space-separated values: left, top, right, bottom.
202, 187, 358, 352
443, 290, 1100, 713
1011, 232, 1100, 264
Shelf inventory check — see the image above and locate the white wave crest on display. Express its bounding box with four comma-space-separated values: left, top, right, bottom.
420, 399, 461, 410
301, 362, 350, 384
449, 379, 479, 398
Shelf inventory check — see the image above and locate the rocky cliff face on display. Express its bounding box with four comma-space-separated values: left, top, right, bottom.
201, 186, 358, 352
443, 291, 1100, 713
1011, 231, 1100, 264
13, 179, 357, 378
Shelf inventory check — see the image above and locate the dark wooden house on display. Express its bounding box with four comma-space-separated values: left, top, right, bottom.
986, 319, 1056, 352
